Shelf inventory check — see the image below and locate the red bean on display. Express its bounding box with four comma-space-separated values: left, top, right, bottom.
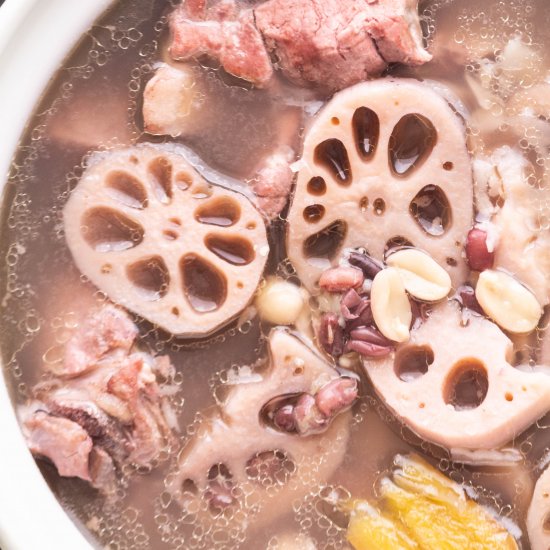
319, 313, 345, 357
349, 326, 393, 347
346, 339, 393, 358
315, 378, 358, 417
466, 228, 494, 271
456, 284, 483, 314
294, 394, 327, 435
348, 252, 384, 280
319, 266, 364, 292
272, 403, 297, 433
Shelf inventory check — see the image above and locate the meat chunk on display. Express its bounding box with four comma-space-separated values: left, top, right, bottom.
168, 0, 430, 92
251, 146, 295, 218
23, 411, 93, 481
169, 0, 273, 87
22, 306, 177, 492
62, 305, 138, 377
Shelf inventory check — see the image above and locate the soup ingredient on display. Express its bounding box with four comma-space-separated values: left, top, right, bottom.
256, 278, 305, 325
364, 301, 550, 449
143, 63, 200, 137
371, 267, 412, 343
287, 79, 473, 293
386, 248, 452, 302
319, 266, 365, 293
346, 454, 517, 550
475, 146, 550, 306
169, 329, 353, 532
63, 145, 268, 337
169, 0, 430, 91
527, 463, 550, 550
465, 228, 495, 272
251, 145, 296, 219
20, 306, 176, 492
475, 270, 542, 334
169, 0, 273, 87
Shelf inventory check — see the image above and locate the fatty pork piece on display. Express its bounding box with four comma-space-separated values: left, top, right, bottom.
364, 301, 550, 451
528, 463, 550, 550
168, 0, 430, 91
169, 329, 357, 531
473, 146, 550, 306
63, 145, 269, 336
20, 306, 175, 492
287, 78, 473, 293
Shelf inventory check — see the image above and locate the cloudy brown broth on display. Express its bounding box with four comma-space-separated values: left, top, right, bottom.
1, 0, 549, 548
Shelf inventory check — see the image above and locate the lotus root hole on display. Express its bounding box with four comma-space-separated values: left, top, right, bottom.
544, 512, 550, 532
409, 185, 452, 237
191, 184, 213, 199
395, 345, 434, 382
443, 161, 454, 171
384, 236, 413, 258
175, 171, 192, 190
303, 204, 326, 223
105, 170, 148, 209
236, 281, 244, 289
444, 359, 489, 411
505, 392, 514, 402
307, 176, 327, 196
245, 450, 295, 486
81, 207, 144, 252
314, 139, 352, 185
181, 254, 227, 313
373, 198, 386, 216
359, 197, 369, 212
389, 114, 437, 176
205, 234, 255, 266
246, 221, 256, 230
446, 257, 458, 267
126, 256, 170, 301
260, 393, 301, 432
163, 229, 178, 241
331, 117, 340, 126
303, 220, 348, 265
169, 217, 182, 226
353, 106, 380, 160
171, 307, 180, 317
148, 156, 173, 204
195, 197, 241, 227
129, 155, 139, 164
101, 263, 112, 274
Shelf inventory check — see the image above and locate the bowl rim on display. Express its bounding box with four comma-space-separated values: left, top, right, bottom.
0, 0, 112, 548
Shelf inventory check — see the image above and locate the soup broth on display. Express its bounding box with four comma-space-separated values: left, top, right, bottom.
1, 0, 550, 548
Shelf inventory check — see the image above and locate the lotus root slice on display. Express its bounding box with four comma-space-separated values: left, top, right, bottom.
169, 329, 350, 527
64, 145, 268, 337
287, 78, 474, 292
528, 464, 550, 550
364, 301, 550, 450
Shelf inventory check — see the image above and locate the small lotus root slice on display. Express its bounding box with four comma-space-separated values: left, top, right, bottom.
364, 301, 550, 450
287, 78, 473, 292
64, 145, 268, 337
169, 329, 350, 529
528, 464, 550, 550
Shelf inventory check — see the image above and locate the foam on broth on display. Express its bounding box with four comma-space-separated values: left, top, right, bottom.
1, 0, 549, 548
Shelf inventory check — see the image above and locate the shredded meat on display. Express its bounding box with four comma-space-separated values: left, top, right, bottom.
168, 0, 430, 91
21, 307, 176, 492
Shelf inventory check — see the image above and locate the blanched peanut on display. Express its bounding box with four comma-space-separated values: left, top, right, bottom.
371, 268, 412, 343
319, 266, 364, 292
256, 278, 304, 325
475, 270, 542, 333
386, 249, 451, 302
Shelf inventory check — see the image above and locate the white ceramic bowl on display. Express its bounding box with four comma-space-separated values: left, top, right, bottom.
0, 1, 113, 548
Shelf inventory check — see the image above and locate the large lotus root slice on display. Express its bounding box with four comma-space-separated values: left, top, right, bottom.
528, 464, 550, 550
169, 329, 352, 529
64, 145, 268, 337
364, 301, 550, 450
287, 78, 473, 292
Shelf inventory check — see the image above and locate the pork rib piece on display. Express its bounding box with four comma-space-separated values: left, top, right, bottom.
287, 78, 473, 293
169, 329, 355, 534
364, 301, 550, 450
169, 0, 273, 87
20, 306, 176, 492
168, 0, 430, 91
63, 145, 269, 337
528, 464, 550, 550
